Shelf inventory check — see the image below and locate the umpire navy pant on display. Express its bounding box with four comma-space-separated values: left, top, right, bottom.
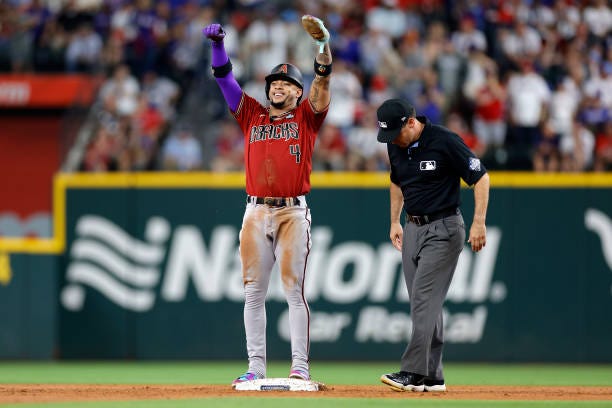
400, 211, 465, 379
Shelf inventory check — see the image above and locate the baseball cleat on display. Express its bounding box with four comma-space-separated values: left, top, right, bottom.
424, 377, 447, 392
380, 371, 425, 392
232, 372, 263, 385
289, 369, 310, 381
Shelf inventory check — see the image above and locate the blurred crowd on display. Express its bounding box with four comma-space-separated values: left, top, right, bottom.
1, 0, 611, 172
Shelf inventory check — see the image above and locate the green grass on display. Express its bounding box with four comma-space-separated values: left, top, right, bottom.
0, 361, 610, 386
0, 361, 611, 408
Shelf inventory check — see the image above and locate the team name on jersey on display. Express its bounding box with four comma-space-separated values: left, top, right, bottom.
249, 122, 299, 143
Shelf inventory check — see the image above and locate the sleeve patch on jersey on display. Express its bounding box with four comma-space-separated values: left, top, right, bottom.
469, 157, 481, 171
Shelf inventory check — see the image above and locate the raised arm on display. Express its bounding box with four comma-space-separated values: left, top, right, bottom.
310, 43, 332, 112
203, 24, 243, 112
301, 15, 332, 112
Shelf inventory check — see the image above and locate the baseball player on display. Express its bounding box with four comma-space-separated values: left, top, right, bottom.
376, 99, 490, 392
203, 15, 332, 385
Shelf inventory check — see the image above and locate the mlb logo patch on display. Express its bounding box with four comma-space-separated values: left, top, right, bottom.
420, 161, 436, 171
469, 158, 481, 171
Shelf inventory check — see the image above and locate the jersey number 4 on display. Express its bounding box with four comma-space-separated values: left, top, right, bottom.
289, 144, 301, 163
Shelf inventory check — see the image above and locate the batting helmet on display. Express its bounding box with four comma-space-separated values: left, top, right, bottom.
265, 63, 304, 101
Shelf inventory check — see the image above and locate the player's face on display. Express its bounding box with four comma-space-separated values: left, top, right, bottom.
269, 80, 302, 109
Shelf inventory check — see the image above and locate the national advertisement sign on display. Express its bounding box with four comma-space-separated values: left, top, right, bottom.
57, 174, 612, 362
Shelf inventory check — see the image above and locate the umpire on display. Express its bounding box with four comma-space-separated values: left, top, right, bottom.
376, 99, 490, 392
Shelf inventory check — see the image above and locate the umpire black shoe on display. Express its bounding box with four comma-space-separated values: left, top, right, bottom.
380, 371, 425, 392
424, 377, 446, 392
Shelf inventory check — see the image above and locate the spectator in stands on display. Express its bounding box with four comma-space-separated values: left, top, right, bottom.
446, 112, 486, 158
505, 58, 551, 169
280, 8, 313, 80
65, 23, 103, 73
109, 2, 135, 44
32, 19, 67, 72
499, 17, 542, 73
57, 0, 95, 35
366, 74, 395, 107
578, 90, 611, 133
130, 93, 166, 170
358, 21, 393, 80
123, 0, 159, 77
421, 20, 446, 68
24, 0, 51, 39
470, 63, 507, 165
242, 4, 288, 79
313, 124, 347, 171
451, 14, 487, 57
161, 124, 202, 171
551, 0, 581, 42
166, 10, 203, 90
560, 118, 595, 172
365, 0, 411, 41
593, 120, 612, 172
241, 71, 267, 106
415, 70, 445, 126
532, 121, 561, 172
99, 63, 140, 117
533, 76, 579, 172
81, 126, 123, 172
209, 119, 244, 172
462, 46, 487, 104
326, 58, 363, 134
141, 70, 180, 122
583, 61, 612, 112
549, 76, 581, 145
346, 104, 389, 171
433, 37, 468, 114
100, 30, 124, 74
331, 17, 362, 69
2, 3, 35, 72
582, 0, 612, 44
395, 29, 428, 106
8, 0, 607, 174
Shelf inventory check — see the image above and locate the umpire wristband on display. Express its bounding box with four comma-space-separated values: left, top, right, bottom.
314, 60, 332, 77
212, 59, 232, 78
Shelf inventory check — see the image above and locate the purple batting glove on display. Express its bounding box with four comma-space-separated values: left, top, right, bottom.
203, 23, 225, 42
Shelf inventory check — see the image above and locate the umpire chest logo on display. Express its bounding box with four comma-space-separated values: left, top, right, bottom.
419, 160, 436, 171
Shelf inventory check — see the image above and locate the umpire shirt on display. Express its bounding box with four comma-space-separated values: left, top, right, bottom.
388, 116, 487, 216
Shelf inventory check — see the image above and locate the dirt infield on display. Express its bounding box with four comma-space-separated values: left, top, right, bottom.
1, 384, 611, 404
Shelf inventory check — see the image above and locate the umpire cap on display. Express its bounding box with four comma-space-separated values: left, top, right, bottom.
265, 63, 304, 100
376, 99, 416, 143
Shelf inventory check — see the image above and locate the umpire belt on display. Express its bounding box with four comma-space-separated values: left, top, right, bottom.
406, 207, 460, 226
247, 195, 301, 207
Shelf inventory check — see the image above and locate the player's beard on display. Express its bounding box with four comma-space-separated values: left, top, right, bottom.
270, 93, 293, 109
270, 99, 287, 109
270, 92, 300, 109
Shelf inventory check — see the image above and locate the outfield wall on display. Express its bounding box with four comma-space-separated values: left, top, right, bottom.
1, 172, 611, 362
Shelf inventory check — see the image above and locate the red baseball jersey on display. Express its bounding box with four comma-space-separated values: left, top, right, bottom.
232, 93, 328, 197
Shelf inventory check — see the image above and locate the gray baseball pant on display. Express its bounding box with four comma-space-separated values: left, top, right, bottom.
400, 212, 465, 379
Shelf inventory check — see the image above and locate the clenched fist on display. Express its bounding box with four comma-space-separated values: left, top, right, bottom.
203, 23, 225, 42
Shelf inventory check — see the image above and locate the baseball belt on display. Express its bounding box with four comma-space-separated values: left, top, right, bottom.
406, 208, 460, 226
247, 196, 301, 207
